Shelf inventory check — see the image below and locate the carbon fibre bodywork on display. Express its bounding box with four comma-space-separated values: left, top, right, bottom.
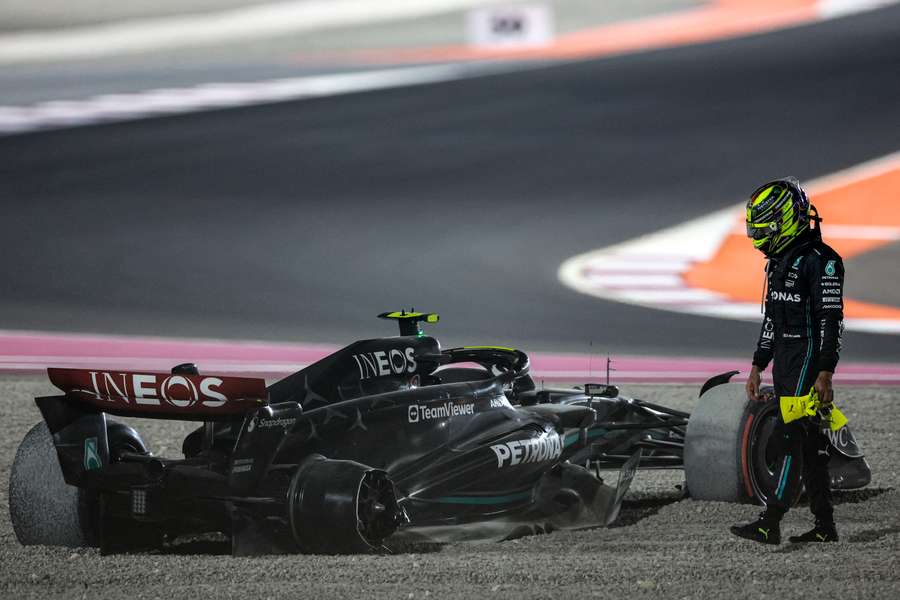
16, 314, 868, 554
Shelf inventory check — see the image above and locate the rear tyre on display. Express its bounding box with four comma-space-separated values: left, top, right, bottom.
685, 382, 788, 504
9, 421, 149, 548
9, 423, 97, 547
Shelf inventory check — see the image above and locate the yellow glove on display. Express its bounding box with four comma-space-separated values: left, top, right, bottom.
779, 388, 848, 431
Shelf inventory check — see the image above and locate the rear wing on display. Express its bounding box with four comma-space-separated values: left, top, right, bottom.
47, 368, 268, 420
38, 368, 269, 488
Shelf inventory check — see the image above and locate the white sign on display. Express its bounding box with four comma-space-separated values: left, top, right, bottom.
467, 4, 554, 49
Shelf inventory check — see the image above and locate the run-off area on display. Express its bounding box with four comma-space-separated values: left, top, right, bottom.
1, 376, 897, 599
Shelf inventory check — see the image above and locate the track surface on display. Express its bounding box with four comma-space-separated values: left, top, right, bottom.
2, 7, 900, 359
1, 377, 898, 599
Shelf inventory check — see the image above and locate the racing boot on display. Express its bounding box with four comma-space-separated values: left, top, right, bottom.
730, 509, 782, 545
788, 520, 838, 543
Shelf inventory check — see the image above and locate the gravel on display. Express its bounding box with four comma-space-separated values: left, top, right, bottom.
1, 376, 897, 599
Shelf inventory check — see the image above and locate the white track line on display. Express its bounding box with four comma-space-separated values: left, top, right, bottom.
818, 0, 899, 17
0, 64, 494, 135
559, 150, 900, 334
0, 0, 511, 64
823, 225, 900, 240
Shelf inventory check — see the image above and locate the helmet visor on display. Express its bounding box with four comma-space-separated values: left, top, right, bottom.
746, 221, 776, 241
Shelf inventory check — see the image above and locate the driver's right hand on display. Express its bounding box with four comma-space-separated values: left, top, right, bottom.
746, 366, 763, 402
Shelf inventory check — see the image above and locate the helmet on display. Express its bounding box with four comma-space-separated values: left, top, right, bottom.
745, 177, 810, 256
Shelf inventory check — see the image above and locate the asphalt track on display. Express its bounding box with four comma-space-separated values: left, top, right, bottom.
2, 6, 900, 362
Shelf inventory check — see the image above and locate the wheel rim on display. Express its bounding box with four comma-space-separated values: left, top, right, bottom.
356, 471, 403, 546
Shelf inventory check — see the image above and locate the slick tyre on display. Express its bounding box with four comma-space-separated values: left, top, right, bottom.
685, 382, 784, 504
9, 423, 99, 547
9, 421, 149, 548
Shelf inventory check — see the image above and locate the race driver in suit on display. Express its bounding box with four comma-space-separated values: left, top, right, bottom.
730, 177, 844, 545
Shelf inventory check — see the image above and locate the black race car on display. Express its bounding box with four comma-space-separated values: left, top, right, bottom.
9, 312, 871, 554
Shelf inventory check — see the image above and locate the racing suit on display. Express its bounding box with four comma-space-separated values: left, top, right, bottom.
751, 232, 844, 522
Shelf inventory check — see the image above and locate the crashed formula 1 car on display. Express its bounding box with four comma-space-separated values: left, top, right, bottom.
9, 312, 871, 554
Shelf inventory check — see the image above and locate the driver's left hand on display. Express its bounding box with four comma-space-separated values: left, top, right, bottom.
814, 371, 834, 408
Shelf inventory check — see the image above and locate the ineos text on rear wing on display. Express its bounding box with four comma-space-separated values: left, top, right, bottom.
48, 368, 268, 420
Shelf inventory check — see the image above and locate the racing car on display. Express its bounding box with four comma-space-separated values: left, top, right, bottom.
9, 311, 871, 554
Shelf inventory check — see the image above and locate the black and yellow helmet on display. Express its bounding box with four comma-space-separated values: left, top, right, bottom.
746, 177, 810, 256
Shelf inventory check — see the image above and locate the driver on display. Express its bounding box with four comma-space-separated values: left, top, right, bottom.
730, 177, 844, 545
